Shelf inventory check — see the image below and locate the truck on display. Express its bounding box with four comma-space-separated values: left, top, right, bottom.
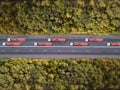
70, 42, 89, 46
7, 38, 26, 42
85, 38, 104, 42
107, 42, 120, 46
48, 38, 66, 42
34, 42, 53, 46
2, 42, 21, 46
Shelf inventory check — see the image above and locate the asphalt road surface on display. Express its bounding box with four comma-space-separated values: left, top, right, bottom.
0, 35, 120, 58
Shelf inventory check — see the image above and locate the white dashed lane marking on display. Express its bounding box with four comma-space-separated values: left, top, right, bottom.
43, 50, 48, 52
0, 50, 5, 52
114, 50, 119, 52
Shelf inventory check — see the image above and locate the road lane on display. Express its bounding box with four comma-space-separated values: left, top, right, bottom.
1, 37, 120, 46
0, 35, 120, 58
0, 46, 120, 55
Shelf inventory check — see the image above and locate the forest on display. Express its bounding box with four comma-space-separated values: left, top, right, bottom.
0, 0, 120, 35
0, 0, 120, 90
0, 58, 120, 90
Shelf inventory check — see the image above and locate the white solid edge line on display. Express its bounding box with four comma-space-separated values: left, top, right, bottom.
0, 46, 120, 48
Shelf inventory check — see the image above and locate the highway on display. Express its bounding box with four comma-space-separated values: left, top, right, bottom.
0, 35, 120, 58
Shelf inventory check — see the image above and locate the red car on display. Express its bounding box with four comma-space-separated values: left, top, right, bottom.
7, 38, 26, 42
70, 42, 89, 46
85, 38, 104, 42
2, 42, 21, 46
48, 38, 66, 42
34, 42, 53, 46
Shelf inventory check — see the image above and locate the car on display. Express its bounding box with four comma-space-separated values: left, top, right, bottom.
70, 42, 89, 46
85, 38, 104, 42
2, 42, 21, 46
48, 38, 66, 42
107, 42, 120, 46
7, 38, 26, 42
34, 42, 53, 46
